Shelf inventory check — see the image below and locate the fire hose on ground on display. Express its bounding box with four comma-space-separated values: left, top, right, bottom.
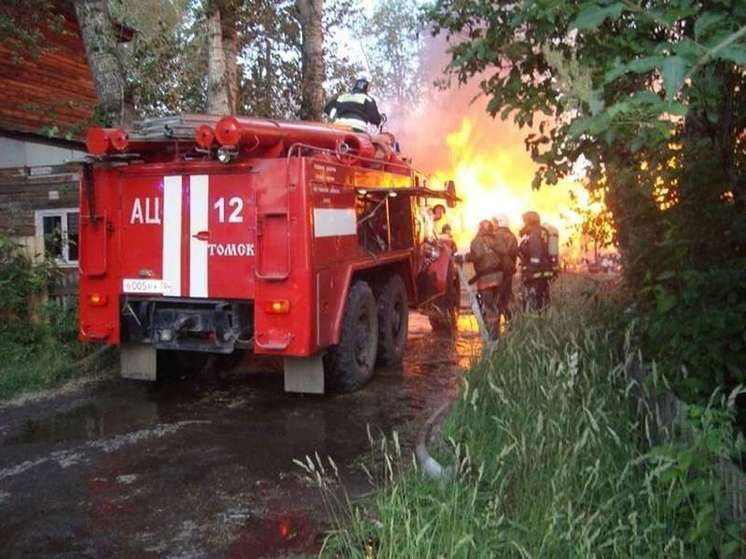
415, 263, 495, 480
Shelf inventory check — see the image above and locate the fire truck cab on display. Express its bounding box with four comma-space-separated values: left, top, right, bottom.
79, 115, 460, 394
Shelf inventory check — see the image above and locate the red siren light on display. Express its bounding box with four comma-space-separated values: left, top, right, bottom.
109, 129, 129, 152
215, 116, 241, 146
194, 125, 215, 149
86, 128, 110, 155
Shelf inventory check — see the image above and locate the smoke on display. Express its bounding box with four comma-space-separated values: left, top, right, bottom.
382, 35, 584, 251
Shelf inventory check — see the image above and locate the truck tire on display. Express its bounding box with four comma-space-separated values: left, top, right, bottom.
428, 262, 460, 334
324, 281, 379, 392
376, 274, 409, 366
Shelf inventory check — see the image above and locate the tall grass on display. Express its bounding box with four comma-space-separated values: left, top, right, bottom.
0, 302, 105, 402
305, 275, 742, 558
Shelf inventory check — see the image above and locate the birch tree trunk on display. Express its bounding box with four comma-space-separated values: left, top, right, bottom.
296, 0, 325, 121
206, 0, 239, 115
205, 2, 230, 114
72, 0, 135, 127
220, 1, 240, 113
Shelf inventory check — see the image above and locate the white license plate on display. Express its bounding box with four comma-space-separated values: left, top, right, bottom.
122, 278, 166, 294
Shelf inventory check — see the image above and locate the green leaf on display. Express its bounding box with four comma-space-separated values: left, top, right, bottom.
661, 56, 687, 99
589, 91, 605, 115
630, 90, 662, 105
570, 3, 625, 31
655, 286, 677, 314
567, 117, 592, 137
605, 101, 630, 118
604, 62, 628, 83
719, 45, 746, 65
694, 13, 724, 41
628, 55, 665, 74
674, 38, 705, 63
665, 102, 688, 116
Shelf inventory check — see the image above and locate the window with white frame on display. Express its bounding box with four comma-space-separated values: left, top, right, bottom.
35, 208, 79, 266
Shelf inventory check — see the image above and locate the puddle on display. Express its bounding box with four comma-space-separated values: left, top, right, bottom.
3, 398, 163, 447
0, 311, 480, 558
227, 512, 321, 558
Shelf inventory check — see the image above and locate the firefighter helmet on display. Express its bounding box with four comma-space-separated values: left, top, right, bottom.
522, 211, 541, 227
493, 214, 510, 228
352, 77, 370, 94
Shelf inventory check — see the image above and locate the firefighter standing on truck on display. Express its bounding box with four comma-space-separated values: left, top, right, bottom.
519, 211, 552, 310
324, 78, 382, 132
492, 214, 518, 321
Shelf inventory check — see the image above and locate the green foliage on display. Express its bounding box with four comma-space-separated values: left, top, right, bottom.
0, 1, 64, 63
315, 276, 743, 557
425, 0, 746, 399
0, 233, 98, 401
0, 235, 47, 322
361, 0, 425, 109
644, 392, 745, 556
110, 0, 363, 119
0, 295, 101, 402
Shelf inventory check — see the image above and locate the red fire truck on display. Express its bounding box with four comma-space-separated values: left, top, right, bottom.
78, 114, 460, 394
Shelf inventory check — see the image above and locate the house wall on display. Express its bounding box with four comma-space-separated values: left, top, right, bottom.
0, 1, 97, 138
0, 136, 85, 169
0, 161, 81, 304
0, 165, 79, 237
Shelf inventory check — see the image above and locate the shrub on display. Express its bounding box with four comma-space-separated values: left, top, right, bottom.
0, 234, 47, 323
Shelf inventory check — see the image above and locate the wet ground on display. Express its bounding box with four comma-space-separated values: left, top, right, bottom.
0, 313, 481, 559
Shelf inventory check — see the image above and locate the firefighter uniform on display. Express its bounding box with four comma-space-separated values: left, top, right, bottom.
467, 222, 505, 336
324, 92, 382, 133
494, 224, 518, 320
519, 212, 552, 311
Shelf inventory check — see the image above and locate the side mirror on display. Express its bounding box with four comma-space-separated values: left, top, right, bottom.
445, 180, 457, 208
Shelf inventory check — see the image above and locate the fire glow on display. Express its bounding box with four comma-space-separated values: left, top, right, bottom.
428, 118, 586, 251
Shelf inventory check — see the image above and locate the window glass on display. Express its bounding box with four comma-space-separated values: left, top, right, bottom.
67, 212, 79, 262
43, 215, 63, 258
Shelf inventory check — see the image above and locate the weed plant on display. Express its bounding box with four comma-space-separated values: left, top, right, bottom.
0, 234, 100, 401
303, 275, 743, 558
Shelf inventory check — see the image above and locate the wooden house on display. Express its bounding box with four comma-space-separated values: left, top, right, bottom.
0, 2, 131, 300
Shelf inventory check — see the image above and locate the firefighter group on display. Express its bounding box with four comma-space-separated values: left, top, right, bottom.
454, 211, 559, 337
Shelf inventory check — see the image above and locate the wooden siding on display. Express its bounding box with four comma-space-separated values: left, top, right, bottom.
0, 3, 97, 139
0, 164, 79, 236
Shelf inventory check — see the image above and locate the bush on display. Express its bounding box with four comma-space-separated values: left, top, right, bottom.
313, 276, 744, 558
0, 233, 97, 401
0, 234, 47, 322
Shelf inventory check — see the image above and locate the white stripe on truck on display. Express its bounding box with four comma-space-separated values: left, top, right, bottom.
313, 208, 357, 238
162, 175, 182, 296
189, 175, 209, 298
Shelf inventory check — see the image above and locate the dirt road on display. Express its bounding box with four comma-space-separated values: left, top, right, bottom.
0, 313, 480, 558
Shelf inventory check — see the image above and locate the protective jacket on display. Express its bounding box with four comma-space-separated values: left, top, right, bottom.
324, 92, 382, 132
468, 231, 505, 289
519, 224, 551, 279
494, 226, 518, 274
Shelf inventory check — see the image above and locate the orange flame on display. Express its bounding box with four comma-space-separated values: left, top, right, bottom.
427, 117, 587, 252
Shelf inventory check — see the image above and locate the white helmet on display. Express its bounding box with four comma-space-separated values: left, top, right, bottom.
493, 214, 510, 228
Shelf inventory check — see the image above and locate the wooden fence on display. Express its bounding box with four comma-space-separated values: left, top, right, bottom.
48, 267, 78, 307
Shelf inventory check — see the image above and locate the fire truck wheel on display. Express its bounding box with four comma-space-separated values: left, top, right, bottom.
376, 274, 409, 366
324, 281, 379, 392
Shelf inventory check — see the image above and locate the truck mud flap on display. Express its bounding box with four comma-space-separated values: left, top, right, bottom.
283, 355, 324, 394
121, 343, 157, 381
